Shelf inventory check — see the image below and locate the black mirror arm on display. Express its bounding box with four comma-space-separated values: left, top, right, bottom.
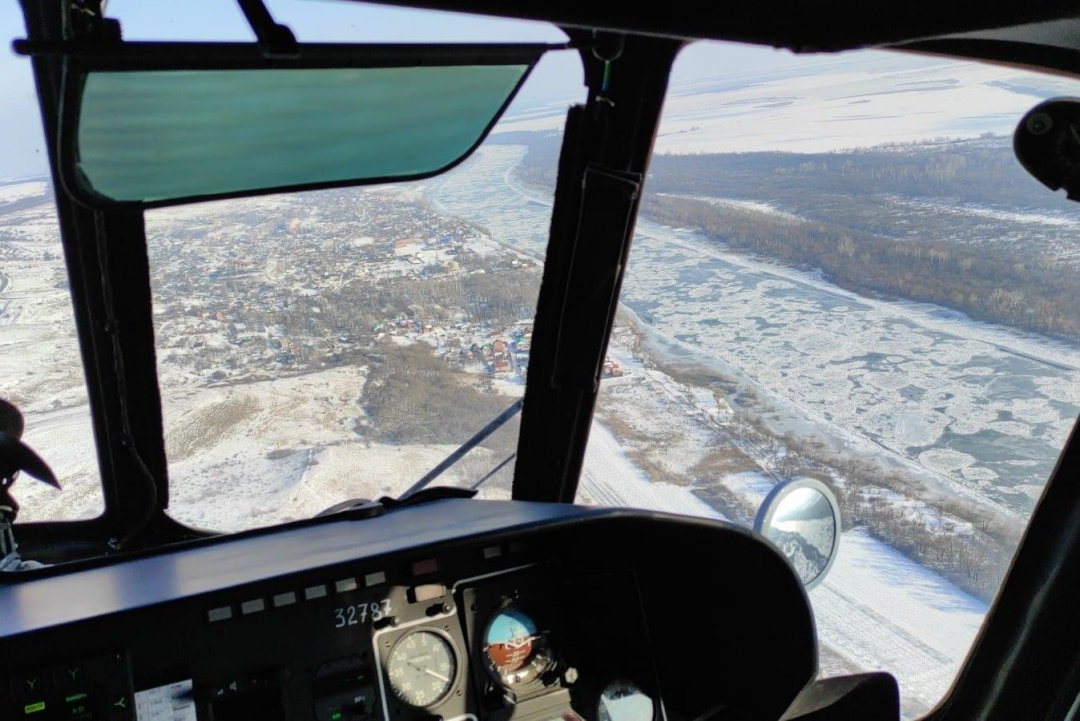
237, 0, 299, 57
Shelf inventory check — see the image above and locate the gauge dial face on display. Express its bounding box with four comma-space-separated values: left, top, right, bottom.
483, 606, 551, 685
385, 629, 457, 708
598, 680, 653, 721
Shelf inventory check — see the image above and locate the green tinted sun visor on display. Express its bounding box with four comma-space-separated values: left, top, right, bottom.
58, 43, 550, 208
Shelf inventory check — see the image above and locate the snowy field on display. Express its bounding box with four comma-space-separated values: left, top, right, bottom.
429, 145, 1080, 517
813, 529, 985, 715
499, 52, 1080, 154
0, 187, 102, 521
577, 415, 985, 717
578, 423, 724, 518
0, 181, 48, 207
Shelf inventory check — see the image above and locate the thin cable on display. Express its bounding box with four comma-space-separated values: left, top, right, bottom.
471, 453, 516, 491
400, 398, 523, 498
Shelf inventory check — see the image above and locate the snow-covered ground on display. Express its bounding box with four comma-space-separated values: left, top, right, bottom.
576, 414, 985, 717
660, 193, 804, 223
0, 181, 48, 206
813, 529, 985, 716
0, 197, 102, 521
578, 423, 723, 518
499, 52, 1080, 154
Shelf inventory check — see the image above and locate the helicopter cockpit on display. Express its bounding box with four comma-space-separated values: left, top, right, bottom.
4, 1, 1080, 721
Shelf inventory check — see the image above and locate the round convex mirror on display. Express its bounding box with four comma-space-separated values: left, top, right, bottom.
753, 478, 841, 590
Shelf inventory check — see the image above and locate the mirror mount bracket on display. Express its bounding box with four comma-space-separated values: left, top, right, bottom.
16, 0, 299, 59
64, 0, 120, 44
12, 0, 121, 56
237, 0, 299, 57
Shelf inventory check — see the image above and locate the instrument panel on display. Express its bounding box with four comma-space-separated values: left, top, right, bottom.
0, 500, 817, 721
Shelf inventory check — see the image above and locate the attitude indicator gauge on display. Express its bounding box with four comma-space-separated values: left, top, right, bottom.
483, 606, 553, 686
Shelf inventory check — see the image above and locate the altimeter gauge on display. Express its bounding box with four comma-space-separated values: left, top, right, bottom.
385, 629, 458, 708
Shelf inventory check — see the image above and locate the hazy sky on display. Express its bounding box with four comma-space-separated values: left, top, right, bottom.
1, 0, 809, 181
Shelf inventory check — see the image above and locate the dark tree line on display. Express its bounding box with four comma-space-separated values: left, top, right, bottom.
360, 342, 513, 447
503, 130, 1080, 340
644, 138, 1061, 210
642, 193, 1080, 340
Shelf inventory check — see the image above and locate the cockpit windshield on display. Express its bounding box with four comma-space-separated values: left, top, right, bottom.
116, 4, 581, 530
1, 1, 582, 529
584, 43, 1080, 717
146, 144, 557, 530
6, 3, 1080, 720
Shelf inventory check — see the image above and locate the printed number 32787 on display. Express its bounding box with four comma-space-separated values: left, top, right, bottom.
334, 599, 392, 629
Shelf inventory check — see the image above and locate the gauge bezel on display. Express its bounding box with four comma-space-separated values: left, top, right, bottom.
384, 626, 461, 709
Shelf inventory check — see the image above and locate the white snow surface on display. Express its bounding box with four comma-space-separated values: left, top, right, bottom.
812, 529, 986, 715
498, 54, 1076, 153
159, 367, 510, 531
578, 422, 723, 520
0, 201, 103, 521
578, 421, 986, 718
0, 181, 47, 204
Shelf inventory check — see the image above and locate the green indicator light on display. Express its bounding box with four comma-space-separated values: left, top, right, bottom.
23, 701, 46, 714
65, 693, 89, 703
331, 713, 343, 721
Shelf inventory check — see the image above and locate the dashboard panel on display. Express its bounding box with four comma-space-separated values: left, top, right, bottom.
0, 500, 817, 721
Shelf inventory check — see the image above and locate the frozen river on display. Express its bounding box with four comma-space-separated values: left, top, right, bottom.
426, 143, 1080, 517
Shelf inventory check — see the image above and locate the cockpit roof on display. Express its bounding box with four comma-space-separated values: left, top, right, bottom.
353, 0, 1080, 71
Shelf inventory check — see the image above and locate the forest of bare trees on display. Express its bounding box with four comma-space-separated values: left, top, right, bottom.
642, 193, 1080, 339
502, 131, 1080, 340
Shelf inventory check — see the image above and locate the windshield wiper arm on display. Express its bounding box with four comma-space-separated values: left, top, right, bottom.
400, 398, 523, 499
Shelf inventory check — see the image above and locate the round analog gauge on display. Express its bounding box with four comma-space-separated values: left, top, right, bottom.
483, 606, 552, 686
385, 629, 458, 708
598, 680, 654, 721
